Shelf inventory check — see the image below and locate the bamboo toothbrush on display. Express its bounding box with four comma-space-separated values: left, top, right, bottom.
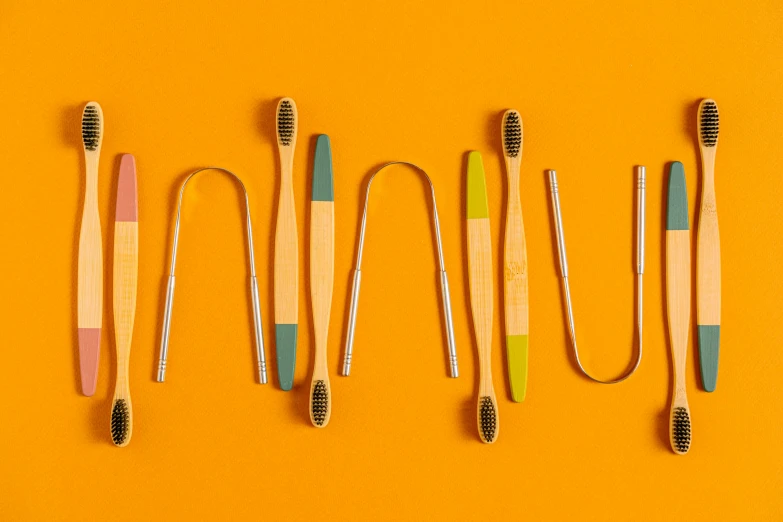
110, 154, 137, 447
309, 135, 334, 427
501, 110, 529, 402
78, 101, 104, 396
467, 151, 498, 444
697, 99, 721, 392
666, 161, 692, 455
274, 97, 299, 391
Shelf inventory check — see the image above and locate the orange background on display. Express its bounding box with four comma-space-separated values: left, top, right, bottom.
1, 0, 782, 520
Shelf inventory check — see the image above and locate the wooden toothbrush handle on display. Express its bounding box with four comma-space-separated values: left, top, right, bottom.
309, 200, 334, 427
274, 154, 299, 390
503, 159, 529, 402
467, 218, 498, 443
78, 160, 103, 326
274, 168, 299, 322
697, 155, 721, 326
113, 222, 138, 367
111, 220, 137, 447
77, 154, 103, 396
666, 231, 691, 399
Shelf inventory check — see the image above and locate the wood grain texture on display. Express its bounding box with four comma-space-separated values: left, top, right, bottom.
111, 221, 138, 446
274, 98, 299, 324
274, 147, 299, 323
309, 202, 334, 427
468, 218, 498, 443
666, 230, 691, 454
503, 155, 528, 337
697, 147, 721, 325
78, 152, 103, 329
504, 154, 529, 403
77, 132, 103, 396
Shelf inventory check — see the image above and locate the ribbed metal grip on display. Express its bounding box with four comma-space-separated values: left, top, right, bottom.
250, 276, 267, 384
157, 275, 176, 382
342, 269, 362, 376
548, 170, 568, 278
637, 166, 646, 274
439, 271, 458, 377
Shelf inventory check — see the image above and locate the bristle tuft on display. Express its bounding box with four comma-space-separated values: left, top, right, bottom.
503, 111, 522, 158
110, 399, 129, 446
699, 100, 719, 147
479, 396, 497, 443
672, 407, 691, 454
311, 380, 328, 426
81, 104, 101, 151
277, 99, 295, 146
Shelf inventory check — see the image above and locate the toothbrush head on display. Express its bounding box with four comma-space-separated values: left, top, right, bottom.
479, 396, 497, 443
276, 97, 297, 148
311, 380, 329, 427
671, 406, 691, 454
81, 102, 103, 152
698, 99, 719, 148
110, 399, 130, 446
502, 110, 522, 159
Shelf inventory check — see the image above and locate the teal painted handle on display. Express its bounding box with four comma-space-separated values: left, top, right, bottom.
276, 324, 298, 390
312, 135, 334, 202
666, 162, 689, 231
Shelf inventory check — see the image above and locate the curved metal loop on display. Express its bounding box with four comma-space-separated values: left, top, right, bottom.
342, 162, 458, 378
156, 167, 267, 385
168, 168, 257, 277
356, 162, 446, 271
547, 167, 645, 384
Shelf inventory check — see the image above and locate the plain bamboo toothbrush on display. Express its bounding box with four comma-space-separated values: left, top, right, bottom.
501, 110, 529, 402
78, 101, 104, 396
110, 154, 137, 447
467, 151, 498, 444
666, 161, 692, 455
274, 97, 299, 391
697, 99, 721, 392
309, 135, 334, 428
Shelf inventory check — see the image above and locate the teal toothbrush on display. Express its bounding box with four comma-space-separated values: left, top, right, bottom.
666, 161, 692, 455
274, 97, 299, 390
309, 135, 334, 427
696, 99, 721, 392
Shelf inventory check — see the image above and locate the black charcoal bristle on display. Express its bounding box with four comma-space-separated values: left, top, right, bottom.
311, 380, 328, 427
672, 407, 691, 453
699, 101, 719, 147
503, 111, 522, 158
81, 105, 101, 151
111, 399, 129, 446
479, 396, 497, 443
277, 99, 295, 146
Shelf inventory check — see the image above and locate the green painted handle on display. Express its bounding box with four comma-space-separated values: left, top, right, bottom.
275, 324, 298, 390
698, 325, 720, 392
467, 151, 489, 219
666, 162, 689, 231
312, 135, 334, 202
507, 335, 528, 402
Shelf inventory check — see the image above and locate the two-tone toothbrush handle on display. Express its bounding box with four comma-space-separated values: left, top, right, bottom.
309, 135, 334, 427
111, 154, 138, 447
666, 162, 692, 454
77, 139, 103, 397
274, 97, 299, 391
697, 147, 721, 392
467, 152, 498, 443
503, 155, 528, 402
274, 165, 299, 387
